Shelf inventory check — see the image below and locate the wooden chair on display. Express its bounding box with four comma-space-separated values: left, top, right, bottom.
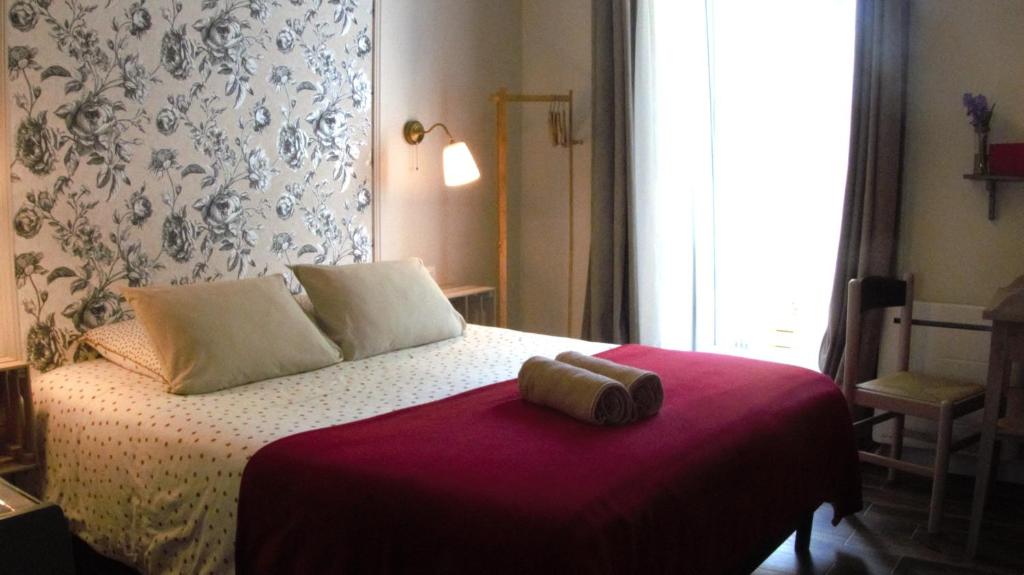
844, 273, 986, 533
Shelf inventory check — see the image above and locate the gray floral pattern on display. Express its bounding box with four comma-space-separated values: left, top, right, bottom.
10, 0, 374, 371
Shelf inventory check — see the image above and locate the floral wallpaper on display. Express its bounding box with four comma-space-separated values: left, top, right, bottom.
7, 0, 375, 371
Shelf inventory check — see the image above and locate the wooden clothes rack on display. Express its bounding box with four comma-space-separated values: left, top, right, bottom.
491, 88, 582, 335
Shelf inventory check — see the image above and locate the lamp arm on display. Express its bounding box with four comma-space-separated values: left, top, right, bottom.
404, 120, 457, 145
422, 122, 455, 143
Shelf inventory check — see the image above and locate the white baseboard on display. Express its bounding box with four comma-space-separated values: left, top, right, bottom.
892, 445, 1024, 484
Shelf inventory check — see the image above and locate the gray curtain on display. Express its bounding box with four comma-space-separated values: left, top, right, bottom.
582, 0, 639, 344
819, 0, 910, 382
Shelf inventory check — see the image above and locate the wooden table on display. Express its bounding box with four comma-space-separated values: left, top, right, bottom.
967, 279, 1024, 557
0, 359, 35, 477
443, 285, 496, 327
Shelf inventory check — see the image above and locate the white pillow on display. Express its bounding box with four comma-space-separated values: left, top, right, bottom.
80, 319, 163, 381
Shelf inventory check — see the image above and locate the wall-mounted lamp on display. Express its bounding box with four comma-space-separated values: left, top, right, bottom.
403, 120, 481, 187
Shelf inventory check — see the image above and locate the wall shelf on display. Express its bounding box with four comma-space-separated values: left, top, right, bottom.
962, 173, 1024, 220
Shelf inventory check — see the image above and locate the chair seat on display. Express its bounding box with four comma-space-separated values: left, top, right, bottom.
857, 371, 984, 405
997, 417, 1024, 439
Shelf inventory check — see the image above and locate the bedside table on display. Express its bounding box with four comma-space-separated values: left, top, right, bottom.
0, 476, 76, 574
443, 285, 497, 326
1, 359, 35, 477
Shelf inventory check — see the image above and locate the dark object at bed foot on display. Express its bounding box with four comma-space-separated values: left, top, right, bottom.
73, 536, 139, 575
0, 502, 76, 575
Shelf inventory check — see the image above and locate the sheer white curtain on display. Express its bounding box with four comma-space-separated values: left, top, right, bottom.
634, 0, 715, 351
634, 0, 856, 368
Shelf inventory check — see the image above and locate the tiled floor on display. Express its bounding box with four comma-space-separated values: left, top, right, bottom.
755, 467, 1024, 575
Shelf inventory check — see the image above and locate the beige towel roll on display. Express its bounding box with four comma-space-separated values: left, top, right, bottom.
555, 351, 664, 418
518, 356, 634, 426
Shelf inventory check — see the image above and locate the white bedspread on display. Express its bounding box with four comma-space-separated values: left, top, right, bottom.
33, 326, 613, 574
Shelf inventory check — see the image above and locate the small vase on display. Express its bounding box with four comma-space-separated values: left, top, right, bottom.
974, 129, 990, 175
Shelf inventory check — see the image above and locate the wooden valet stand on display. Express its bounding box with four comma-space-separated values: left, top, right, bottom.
491, 89, 583, 334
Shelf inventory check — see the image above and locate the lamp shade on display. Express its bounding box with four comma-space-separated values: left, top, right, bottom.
442, 141, 481, 187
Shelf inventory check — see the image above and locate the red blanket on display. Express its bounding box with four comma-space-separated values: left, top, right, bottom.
237, 345, 861, 574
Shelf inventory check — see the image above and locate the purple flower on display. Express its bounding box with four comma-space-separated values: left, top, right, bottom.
962, 92, 993, 131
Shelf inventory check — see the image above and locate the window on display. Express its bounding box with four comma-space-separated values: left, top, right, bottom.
635, 0, 857, 369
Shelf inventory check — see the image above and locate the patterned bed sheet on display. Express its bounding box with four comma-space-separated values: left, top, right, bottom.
32, 325, 613, 574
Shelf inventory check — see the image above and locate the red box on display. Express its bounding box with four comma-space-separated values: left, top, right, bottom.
988, 143, 1024, 176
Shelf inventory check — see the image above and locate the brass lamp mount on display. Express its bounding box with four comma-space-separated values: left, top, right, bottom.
403, 120, 455, 145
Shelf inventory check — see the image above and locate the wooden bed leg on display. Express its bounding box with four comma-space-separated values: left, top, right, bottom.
794, 512, 813, 554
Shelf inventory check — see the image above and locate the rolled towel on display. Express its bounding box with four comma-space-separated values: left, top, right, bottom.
518, 356, 634, 426
555, 351, 664, 418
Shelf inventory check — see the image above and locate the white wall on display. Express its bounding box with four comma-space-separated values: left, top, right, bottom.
898, 1, 1024, 480
513, 0, 592, 337
379, 0, 592, 337
901, 0, 1024, 304
379, 0, 523, 289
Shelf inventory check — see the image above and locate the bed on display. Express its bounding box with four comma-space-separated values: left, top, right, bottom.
33, 324, 860, 574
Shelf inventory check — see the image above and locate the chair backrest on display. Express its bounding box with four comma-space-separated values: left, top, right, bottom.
842, 273, 914, 406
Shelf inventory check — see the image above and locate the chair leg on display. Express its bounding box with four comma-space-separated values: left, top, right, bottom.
928, 403, 954, 534
888, 414, 905, 483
